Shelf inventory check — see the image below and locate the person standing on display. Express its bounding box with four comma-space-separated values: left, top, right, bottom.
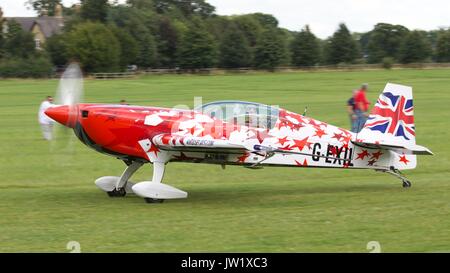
354, 83, 370, 132
347, 89, 358, 132
38, 96, 55, 141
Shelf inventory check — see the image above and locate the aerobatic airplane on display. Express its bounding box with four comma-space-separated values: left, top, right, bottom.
45, 65, 432, 203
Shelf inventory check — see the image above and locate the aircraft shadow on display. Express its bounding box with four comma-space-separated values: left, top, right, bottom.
183, 183, 397, 205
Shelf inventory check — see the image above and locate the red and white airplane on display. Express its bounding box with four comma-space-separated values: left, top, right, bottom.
46, 65, 432, 203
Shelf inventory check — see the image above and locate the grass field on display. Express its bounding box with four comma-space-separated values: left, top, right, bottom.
0, 69, 449, 252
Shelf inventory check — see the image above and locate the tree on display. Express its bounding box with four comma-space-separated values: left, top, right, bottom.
189, 0, 216, 18
291, 25, 321, 67
426, 30, 441, 57
80, 0, 109, 22
253, 28, 286, 70
357, 31, 371, 58
367, 23, 409, 63
0, 20, 4, 59
66, 22, 121, 72
398, 30, 432, 63
219, 23, 252, 68
155, 17, 179, 67
153, 0, 172, 14
172, 0, 215, 18
126, 0, 155, 10
3, 20, 36, 59
110, 26, 139, 68
251, 13, 278, 29
177, 21, 218, 69
137, 32, 158, 68
325, 23, 359, 64
26, 0, 62, 17
107, 5, 158, 67
436, 30, 450, 62
45, 34, 68, 66
233, 15, 263, 47
205, 16, 231, 42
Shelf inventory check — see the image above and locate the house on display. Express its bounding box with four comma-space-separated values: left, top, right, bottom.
0, 5, 65, 50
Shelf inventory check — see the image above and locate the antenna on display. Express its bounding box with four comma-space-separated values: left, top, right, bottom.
303, 106, 308, 116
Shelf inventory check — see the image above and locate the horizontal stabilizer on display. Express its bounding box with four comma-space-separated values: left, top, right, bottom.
352, 141, 433, 155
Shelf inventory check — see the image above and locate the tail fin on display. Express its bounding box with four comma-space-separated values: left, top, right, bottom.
355, 83, 432, 155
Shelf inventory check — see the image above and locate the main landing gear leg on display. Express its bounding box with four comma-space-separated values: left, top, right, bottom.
131, 161, 188, 204
379, 168, 412, 188
95, 161, 144, 197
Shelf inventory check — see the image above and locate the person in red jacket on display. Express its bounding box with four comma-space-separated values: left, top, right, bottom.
354, 83, 370, 132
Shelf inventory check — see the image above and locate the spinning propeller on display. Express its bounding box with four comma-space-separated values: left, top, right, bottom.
48, 63, 84, 151
53, 63, 84, 126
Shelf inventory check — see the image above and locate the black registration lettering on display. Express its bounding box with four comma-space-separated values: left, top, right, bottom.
312, 143, 321, 161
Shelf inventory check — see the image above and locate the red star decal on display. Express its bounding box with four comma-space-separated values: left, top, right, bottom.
356, 149, 369, 160
277, 136, 289, 146
318, 121, 328, 128
329, 146, 338, 156
367, 159, 376, 166
291, 115, 306, 124
308, 119, 320, 127
341, 135, 352, 143
332, 133, 343, 141
237, 153, 250, 163
291, 123, 305, 131
291, 137, 310, 151
276, 120, 290, 129
371, 151, 383, 160
399, 155, 409, 165
280, 144, 293, 151
314, 128, 327, 138
343, 161, 350, 168
255, 130, 270, 144
295, 159, 308, 166
339, 128, 351, 136
149, 144, 160, 156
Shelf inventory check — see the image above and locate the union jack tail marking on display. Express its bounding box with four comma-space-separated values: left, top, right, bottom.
358, 83, 416, 147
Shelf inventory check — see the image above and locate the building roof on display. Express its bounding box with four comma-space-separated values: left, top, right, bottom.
5, 16, 64, 38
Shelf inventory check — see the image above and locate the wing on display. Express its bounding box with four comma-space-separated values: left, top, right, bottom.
152, 133, 349, 162
152, 134, 247, 154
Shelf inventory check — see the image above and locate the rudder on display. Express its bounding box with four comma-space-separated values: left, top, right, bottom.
358, 83, 415, 147
354, 83, 433, 170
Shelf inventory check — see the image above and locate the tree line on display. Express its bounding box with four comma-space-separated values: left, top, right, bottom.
1, 0, 450, 76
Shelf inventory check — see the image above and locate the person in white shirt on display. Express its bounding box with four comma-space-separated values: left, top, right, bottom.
38, 96, 55, 141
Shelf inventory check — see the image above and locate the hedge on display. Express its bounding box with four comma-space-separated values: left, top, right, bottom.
0, 57, 54, 78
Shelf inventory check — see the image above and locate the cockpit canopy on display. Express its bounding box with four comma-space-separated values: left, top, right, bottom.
196, 101, 279, 129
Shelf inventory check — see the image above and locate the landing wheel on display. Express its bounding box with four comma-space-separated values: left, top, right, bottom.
145, 198, 165, 204
107, 187, 126, 197
402, 180, 412, 188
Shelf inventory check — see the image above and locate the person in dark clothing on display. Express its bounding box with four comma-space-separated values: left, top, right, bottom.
347, 89, 358, 132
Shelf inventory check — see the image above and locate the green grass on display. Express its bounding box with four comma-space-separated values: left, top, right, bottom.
0, 69, 449, 252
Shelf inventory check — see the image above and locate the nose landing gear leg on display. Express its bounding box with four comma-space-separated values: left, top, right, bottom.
95, 161, 144, 197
